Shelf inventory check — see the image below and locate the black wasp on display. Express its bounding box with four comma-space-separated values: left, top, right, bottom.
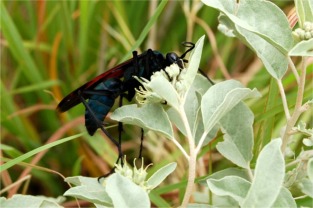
57, 42, 205, 169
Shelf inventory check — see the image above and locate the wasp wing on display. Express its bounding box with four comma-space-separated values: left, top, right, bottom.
57, 57, 136, 112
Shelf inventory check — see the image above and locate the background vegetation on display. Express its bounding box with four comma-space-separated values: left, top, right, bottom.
1, 0, 312, 207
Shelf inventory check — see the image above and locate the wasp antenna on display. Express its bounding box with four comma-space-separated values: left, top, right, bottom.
180, 42, 195, 59
181, 42, 195, 48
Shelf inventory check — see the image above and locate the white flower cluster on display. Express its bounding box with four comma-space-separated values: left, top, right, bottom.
114, 157, 153, 192
135, 77, 164, 104
293, 21, 313, 41
135, 63, 188, 105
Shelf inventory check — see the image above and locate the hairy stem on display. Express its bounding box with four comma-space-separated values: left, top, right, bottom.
182, 149, 197, 207
178, 105, 197, 207
247, 166, 254, 181
172, 138, 190, 160
195, 130, 209, 154
281, 57, 307, 153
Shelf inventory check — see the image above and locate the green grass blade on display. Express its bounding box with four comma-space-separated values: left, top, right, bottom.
10, 80, 60, 94
121, 0, 168, 61
0, 2, 43, 83
0, 133, 84, 172
78, 0, 96, 75
0, 80, 40, 146
254, 77, 279, 158
149, 192, 171, 207
112, 1, 136, 45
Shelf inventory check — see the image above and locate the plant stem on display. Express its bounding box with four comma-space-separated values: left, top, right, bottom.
172, 138, 190, 160
247, 166, 254, 181
294, 58, 307, 112
277, 78, 291, 120
195, 130, 209, 153
178, 105, 196, 207
288, 57, 300, 85
181, 149, 197, 207
281, 58, 308, 153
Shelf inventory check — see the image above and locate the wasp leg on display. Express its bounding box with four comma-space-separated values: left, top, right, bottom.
80, 88, 124, 166
144, 49, 153, 77
133, 50, 139, 74
138, 128, 144, 158
198, 69, 215, 85
117, 93, 143, 164
118, 95, 123, 158
77, 90, 123, 179
97, 156, 122, 182
136, 50, 159, 158
134, 50, 147, 159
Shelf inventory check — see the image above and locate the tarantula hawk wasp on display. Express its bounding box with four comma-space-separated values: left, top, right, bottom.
57, 42, 212, 176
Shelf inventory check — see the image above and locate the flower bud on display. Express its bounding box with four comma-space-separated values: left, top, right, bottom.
165, 64, 180, 78
114, 157, 153, 192
293, 22, 313, 40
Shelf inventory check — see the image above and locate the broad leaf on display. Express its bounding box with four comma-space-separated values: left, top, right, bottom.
241, 139, 285, 207
202, 0, 293, 52
1, 195, 63, 208
272, 187, 297, 208
217, 103, 254, 168
166, 107, 187, 136
192, 74, 212, 96
207, 177, 296, 208
111, 103, 174, 140
185, 85, 202, 136
64, 176, 112, 206
199, 167, 250, 185
298, 178, 313, 198
207, 176, 251, 203
202, 0, 293, 79
194, 111, 219, 146
289, 39, 313, 56
295, 0, 313, 26
147, 162, 177, 189
192, 75, 216, 146
184, 36, 205, 92
148, 75, 180, 109
106, 173, 150, 208
234, 26, 289, 79
201, 80, 260, 135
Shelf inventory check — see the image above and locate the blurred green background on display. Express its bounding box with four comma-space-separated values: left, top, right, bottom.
1, 0, 311, 206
